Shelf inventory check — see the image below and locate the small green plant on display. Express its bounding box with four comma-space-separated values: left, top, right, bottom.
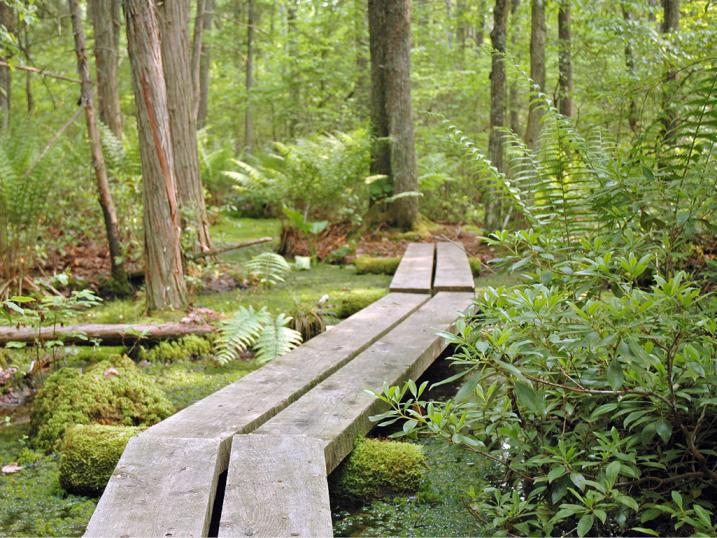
246, 252, 291, 287
215, 306, 302, 365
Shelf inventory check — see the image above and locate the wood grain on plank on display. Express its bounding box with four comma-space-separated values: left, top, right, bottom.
84, 436, 227, 538
433, 241, 475, 292
256, 292, 475, 473
219, 435, 332, 538
141, 293, 428, 444
389, 243, 435, 293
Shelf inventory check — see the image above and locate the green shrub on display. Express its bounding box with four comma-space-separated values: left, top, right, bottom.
332, 438, 426, 502
353, 256, 400, 275
138, 335, 213, 363
331, 288, 387, 318
468, 257, 482, 276
30, 355, 173, 451
59, 424, 139, 496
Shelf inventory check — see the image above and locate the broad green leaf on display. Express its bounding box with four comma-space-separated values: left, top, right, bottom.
577, 514, 594, 537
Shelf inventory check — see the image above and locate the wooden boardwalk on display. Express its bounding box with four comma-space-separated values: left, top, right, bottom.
85, 242, 475, 538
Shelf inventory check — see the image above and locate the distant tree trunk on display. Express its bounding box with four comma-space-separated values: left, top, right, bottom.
524, 0, 545, 149
508, 0, 521, 134
485, 0, 509, 231
445, 0, 453, 48
22, 29, 32, 113
191, 0, 205, 121
0, 3, 14, 129
352, 0, 369, 112
557, 0, 574, 118
660, 0, 679, 144
68, 0, 128, 290
89, 0, 123, 138
286, 0, 299, 138
368, 0, 418, 230
157, 0, 212, 255
456, 0, 467, 58
123, 0, 187, 311
196, 0, 214, 128
621, 2, 638, 133
474, 0, 487, 49
245, 0, 255, 152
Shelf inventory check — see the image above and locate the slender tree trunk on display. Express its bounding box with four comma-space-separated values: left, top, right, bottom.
352, 0, 369, 111
286, 0, 299, 137
68, 0, 128, 290
368, 0, 390, 180
524, 0, 545, 149
245, 0, 255, 152
196, 0, 215, 128
445, 0, 454, 48
22, 29, 32, 113
385, 0, 418, 229
191, 0, 206, 121
621, 2, 638, 133
475, 0, 487, 49
486, 0, 509, 231
456, 0, 467, 60
89, 0, 123, 138
0, 3, 14, 129
123, 0, 187, 311
660, 0, 679, 144
157, 0, 212, 255
557, 0, 574, 118
508, 0, 521, 134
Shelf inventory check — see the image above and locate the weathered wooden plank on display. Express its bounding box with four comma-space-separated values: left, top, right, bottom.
219, 435, 332, 538
141, 292, 428, 444
433, 241, 475, 292
256, 292, 475, 473
389, 243, 435, 293
84, 436, 226, 538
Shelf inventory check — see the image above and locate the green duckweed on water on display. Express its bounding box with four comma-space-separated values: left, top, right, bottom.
331, 436, 492, 537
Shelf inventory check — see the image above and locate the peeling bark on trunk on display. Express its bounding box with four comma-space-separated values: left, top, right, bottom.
123, 0, 187, 312
557, 0, 574, 118
157, 0, 212, 255
524, 0, 546, 149
245, 0, 255, 152
69, 0, 128, 289
89, 0, 123, 138
485, 0, 509, 231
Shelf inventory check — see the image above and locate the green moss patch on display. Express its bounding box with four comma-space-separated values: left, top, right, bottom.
331, 438, 426, 502
59, 425, 139, 496
138, 334, 213, 363
31, 355, 173, 451
354, 256, 400, 275
329, 288, 387, 319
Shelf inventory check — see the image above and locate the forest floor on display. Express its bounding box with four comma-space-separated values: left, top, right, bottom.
0, 214, 512, 537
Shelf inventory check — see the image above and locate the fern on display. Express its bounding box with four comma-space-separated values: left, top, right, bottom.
246, 252, 291, 286
98, 121, 127, 171
214, 306, 302, 365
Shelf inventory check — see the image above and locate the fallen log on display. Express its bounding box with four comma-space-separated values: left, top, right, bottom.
190, 237, 273, 260
0, 322, 215, 346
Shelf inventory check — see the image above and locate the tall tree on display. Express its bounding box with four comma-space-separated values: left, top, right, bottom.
486, 0, 509, 231
474, 0, 487, 49
368, 0, 418, 229
196, 0, 215, 128
286, 0, 299, 137
245, 0, 255, 152
123, 0, 187, 311
89, 0, 122, 138
68, 0, 127, 290
661, 0, 679, 143
0, 3, 14, 129
157, 0, 212, 254
508, 0, 521, 135
524, 0, 546, 149
557, 0, 574, 118
190, 0, 205, 122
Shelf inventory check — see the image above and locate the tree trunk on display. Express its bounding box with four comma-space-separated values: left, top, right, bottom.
22, 29, 33, 113
508, 0, 521, 134
123, 0, 187, 312
621, 2, 638, 133
524, 0, 545, 149
660, 0, 679, 144
157, 0, 212, 256
368, 0, 418, 230
444, 0, 453, 48
68, 0, 128, 291
352, 0, 369, 112
196, 0, 215, 128
89, 0, 123, 138
485, 0, 509, 231
245, 0, 255, 152
557, 0, 574, 118
0, 3, 14, 129
286, 0, 299, 138
191, 0, 205, 121
474, 0, 487, 49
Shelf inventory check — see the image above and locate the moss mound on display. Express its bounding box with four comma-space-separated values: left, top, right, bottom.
332, 438, 426, 502
59, 424, 139, 496
331, 288, 387, 318
31, 355, 173, 451
468, 257, 482, 276
354, 256, 400, 275
138, 334, 213, 363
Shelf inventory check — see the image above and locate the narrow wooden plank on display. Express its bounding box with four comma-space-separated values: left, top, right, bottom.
219, 435, 332, 538
433, 241, 475, 292
84, 436, 226, 538
141, 293, 428, 443
256, 292, 475, 473
389, 243, 435, 293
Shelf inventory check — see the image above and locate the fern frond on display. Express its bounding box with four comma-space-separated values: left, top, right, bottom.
215, 306, 271, 365
254, 313, 302, 364
246, 252, 291, 286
